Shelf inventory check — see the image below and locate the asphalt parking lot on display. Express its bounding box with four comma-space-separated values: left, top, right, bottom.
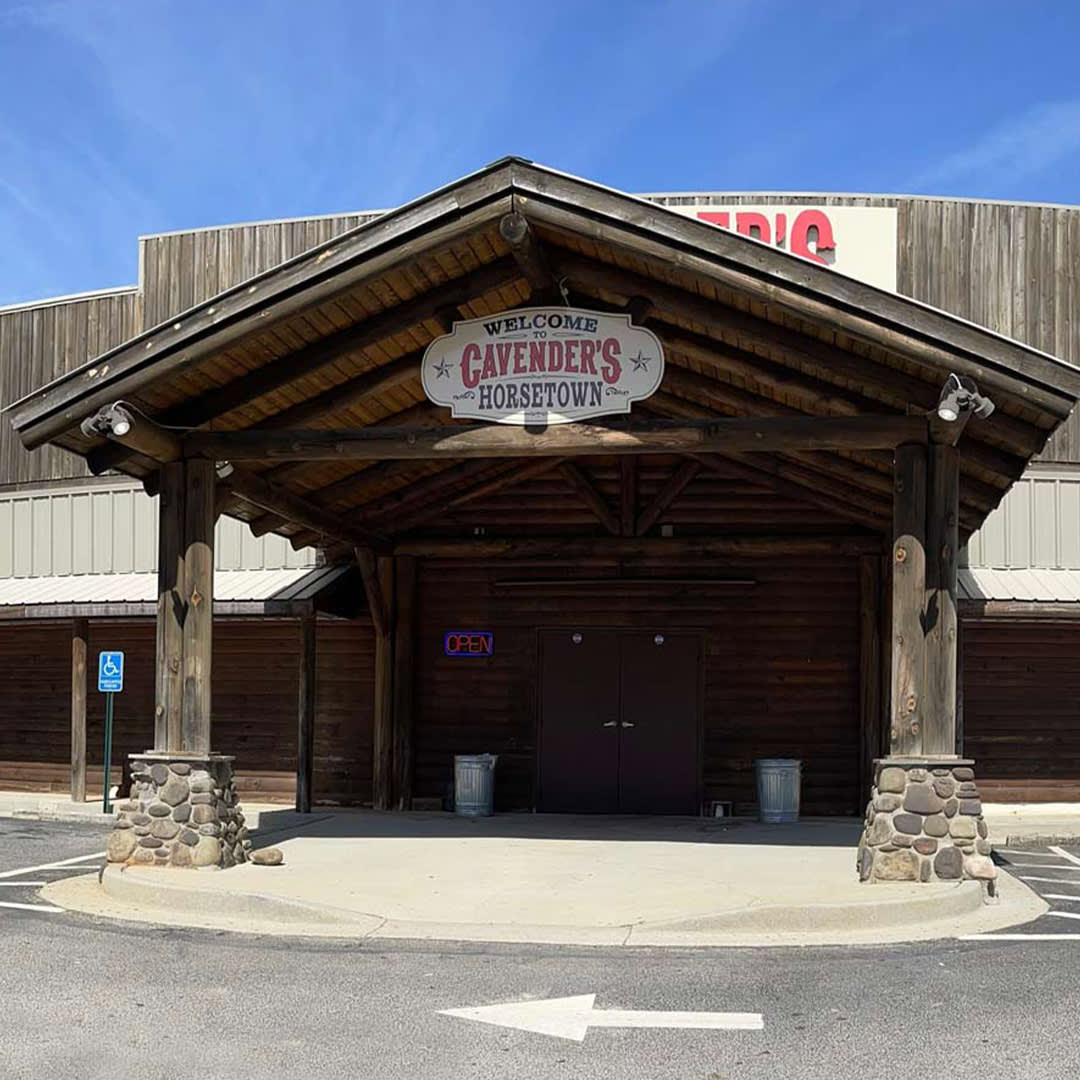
1, 818, 1079, 1080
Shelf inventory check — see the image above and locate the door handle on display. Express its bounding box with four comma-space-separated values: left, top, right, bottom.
602, 721, 617, 728
621, 721, 636, 728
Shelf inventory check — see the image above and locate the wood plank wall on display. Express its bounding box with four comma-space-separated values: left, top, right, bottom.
414, 556, 862, 816
962, 619, 1080, 801
0, 618, 374, 804
139, 213, 382, 328
0, 291, 142, 485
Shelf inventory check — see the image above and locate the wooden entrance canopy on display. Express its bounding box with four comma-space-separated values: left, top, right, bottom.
9, 157, 1080, 810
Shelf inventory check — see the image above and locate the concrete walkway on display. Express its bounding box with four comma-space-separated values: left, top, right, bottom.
42, 810, 1047, 946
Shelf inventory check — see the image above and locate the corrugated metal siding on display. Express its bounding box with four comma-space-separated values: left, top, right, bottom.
964, 471, 1080, 569
0, 481, 316, 579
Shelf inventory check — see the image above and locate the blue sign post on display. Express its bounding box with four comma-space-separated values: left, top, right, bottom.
97, 652, 124, 813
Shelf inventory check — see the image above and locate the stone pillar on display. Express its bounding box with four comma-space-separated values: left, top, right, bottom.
857, 759, 996, 884
106, 754, 250, 869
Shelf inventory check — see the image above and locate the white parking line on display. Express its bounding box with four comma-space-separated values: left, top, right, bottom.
1042, 894, 1080, 902
0, 900, 64, 914
995, 848, 1068, 858
1049, 846, 1080, 868
1046, 911, 1080, 921
1019, 876, 1080, 885
1004, 863, 1080, 870
961, 934, 1080, 941
0, 881, 47, 887
0, 851, 104, 881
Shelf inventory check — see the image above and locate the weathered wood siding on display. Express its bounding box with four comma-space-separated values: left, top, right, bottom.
139, 213, 382, 328
0, 618, 374, 804
963, 620, 1080, 801
0, 290, 142, 485
652, 193, 1080, 462
414, 556, 862, 816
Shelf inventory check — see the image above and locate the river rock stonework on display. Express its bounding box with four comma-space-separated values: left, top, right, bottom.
107, 753, 251, 869
857, 758, 995, 884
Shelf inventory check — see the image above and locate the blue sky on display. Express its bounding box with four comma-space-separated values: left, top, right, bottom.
1, 0, 1078, 305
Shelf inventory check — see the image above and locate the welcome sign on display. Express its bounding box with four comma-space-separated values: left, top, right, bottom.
421, 307, 664, 425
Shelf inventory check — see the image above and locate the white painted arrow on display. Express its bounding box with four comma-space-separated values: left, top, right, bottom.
439, 994, 764, 1042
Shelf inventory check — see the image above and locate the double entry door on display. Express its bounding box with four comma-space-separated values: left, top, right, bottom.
538, 630, 700, 814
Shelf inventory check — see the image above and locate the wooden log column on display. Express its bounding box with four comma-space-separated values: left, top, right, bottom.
924, 443, 960, 755
296, 613, 317, 814
70, 618, 88, 802
372, 555, 396, 810
155, 462, 186, 750
392, 556, 417, 810
889, 442, 927, 756
181, 458, 215, 754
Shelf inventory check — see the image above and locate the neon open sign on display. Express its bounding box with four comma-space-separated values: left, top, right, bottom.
444, 631, 494, 657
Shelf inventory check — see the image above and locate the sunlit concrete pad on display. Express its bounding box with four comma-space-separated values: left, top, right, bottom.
43, 811, 1048, 945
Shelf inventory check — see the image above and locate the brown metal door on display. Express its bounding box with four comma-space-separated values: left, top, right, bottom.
538, 630, 620, 812
617, 633, 701, 814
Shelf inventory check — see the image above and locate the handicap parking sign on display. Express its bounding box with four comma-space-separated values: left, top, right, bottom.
98, 651, 124, 693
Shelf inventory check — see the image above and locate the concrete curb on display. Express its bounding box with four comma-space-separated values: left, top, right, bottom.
635, 880, 985, 934
35, 862, 1047, 948
100, 865, 383, 932
0, 806, 113, 825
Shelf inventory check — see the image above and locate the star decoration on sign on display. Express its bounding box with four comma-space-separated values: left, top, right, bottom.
630, 350, 651, 373
433, 357, 451, 379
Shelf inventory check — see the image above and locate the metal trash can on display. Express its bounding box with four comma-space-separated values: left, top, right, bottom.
755, 758, 801, 823
454, 754, 498, 816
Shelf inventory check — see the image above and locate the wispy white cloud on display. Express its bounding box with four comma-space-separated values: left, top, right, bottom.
907, 100, 1080, 192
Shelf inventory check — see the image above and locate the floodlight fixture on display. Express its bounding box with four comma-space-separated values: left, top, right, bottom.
936, 373, 994, 423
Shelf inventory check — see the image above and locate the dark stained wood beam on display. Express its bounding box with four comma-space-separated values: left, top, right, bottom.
392, 556, 417, 810
70, 618, 88, 803
554, 251, 1048, 459
635, 460, 700, 535
296, 613, 316, 814
86, 256, 520, 475
395, 535, 885, 559
185, 415, 929, 461
499, 212, 557, 300
371, 555, 395, 811
619, 458, 637, 537
355, 546, 389, 637
384, 457, 570, 535
560, 462, 620, 535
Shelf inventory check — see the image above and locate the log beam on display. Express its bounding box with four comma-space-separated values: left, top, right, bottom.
635, 460, 700, 535
619, 458, 637, 537
499, 212, 557, 300
355, 546, 390, 637
155, 461, 186, 751
372, 556, 395, 811
70, 618, 88, 802
184, 415, 928, 461
87, 256, 520, 475
296, 613, 316, 814
560, 462, 620, 535
395, 535, 885, 559
180, 458, 215, 754
889, 443, 927, 756
392, 556, 417, 810
924, 443, 959, 755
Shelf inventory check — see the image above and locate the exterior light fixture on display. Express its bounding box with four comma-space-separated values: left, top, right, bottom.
79, 402, 136, 440
215, 461, 234, 480
936, 373, 995, 423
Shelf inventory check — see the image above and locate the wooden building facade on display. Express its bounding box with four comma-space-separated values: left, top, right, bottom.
3, 162, 1080, 817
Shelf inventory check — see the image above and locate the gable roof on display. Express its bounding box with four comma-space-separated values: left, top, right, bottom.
8, 157, 1080, 549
